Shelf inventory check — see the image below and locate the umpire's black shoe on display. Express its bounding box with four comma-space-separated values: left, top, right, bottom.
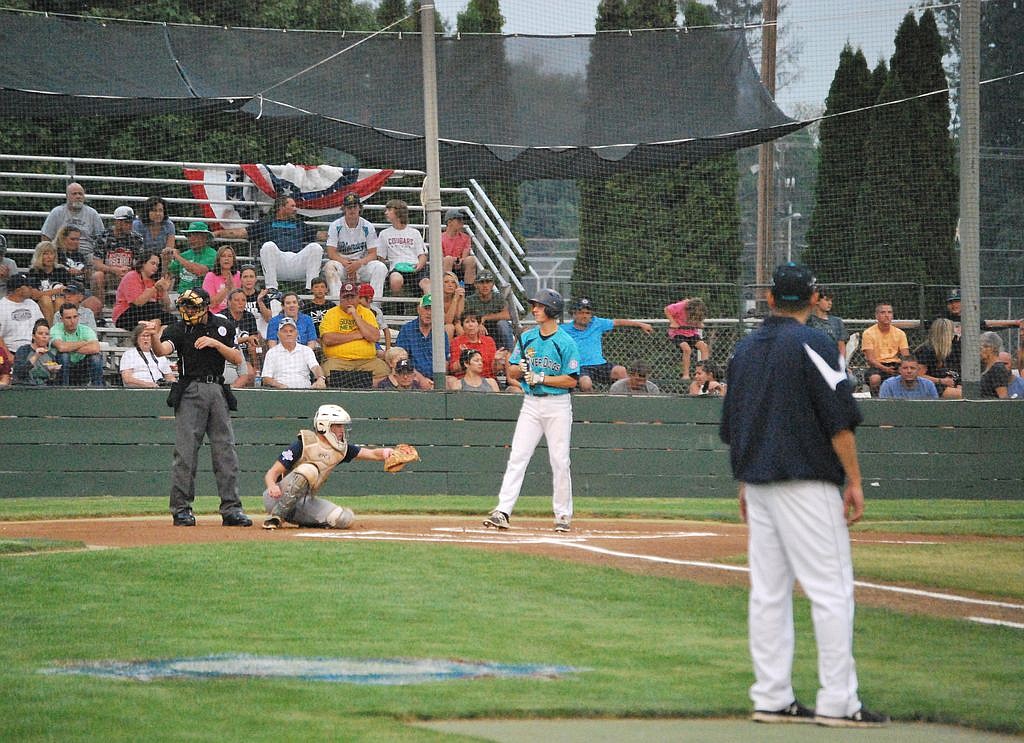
172, 510, 196, 527
222, 511, 253, 527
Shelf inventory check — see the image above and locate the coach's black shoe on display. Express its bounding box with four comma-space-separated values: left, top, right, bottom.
752, 700, 816, 724
815, 705, 889, 728
172, 510, 196, 527
222, 511, 253, 527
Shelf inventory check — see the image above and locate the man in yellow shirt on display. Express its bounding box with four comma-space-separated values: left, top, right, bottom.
319, 282, 390, 380
861, 303, 910, 396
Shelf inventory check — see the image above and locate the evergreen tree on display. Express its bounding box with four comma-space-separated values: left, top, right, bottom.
596, 0, 629, 29
376, 0, 407, 28
631, 0, 677, 28
456, 0, 504, 33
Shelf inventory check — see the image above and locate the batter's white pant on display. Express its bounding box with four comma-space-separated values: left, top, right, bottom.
323, 259, 388, 300
260, 241, 324, 289
495, 395, 573, 520
745, 480, 861, 718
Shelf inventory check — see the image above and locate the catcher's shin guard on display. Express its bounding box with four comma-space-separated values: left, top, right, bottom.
271, 472, 310, 520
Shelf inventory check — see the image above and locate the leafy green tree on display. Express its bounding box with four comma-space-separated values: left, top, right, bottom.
631, 0, 677, 28
456, 0, 503, 33
376, 0, 407, 29
595, 0, 629, 28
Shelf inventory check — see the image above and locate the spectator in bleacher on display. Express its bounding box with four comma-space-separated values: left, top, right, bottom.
688, 361, 725, 397
221, 288, 259, 388
40, 182, 104, 254
163, 222, 216, 294
464, 270, 514, 351
52, 227, 102, 317
132, 197, 177, 254
442, 208, 477, 287
980, 332, 1011, 399
239, 263, 273, 337
202, 246, 241, 314
0, 273, 44, 351
396, 294, 449, 388
441, 271, 466, 340
112, 251, 175, 330
92, 205, 144, 309
120, 322, 176, 388
356, 282, 390, 354
49, 303, 104, 387
1008, 356, 1024, 399
862, 302, 910, 396
915, 318, 962, 399
941, 288, 1022, 350
807, 286, 849, 358
260, 317, 327, 390
323, 192, 387, 301
449, 310, 499, 379
609, 359, 662, 395
379, 199, 429, 296
878, 355, 938, 400
665, 296, 709, 381
376, 357, 426, 391
26, 241, 71, 325
59, 283, 97, 330
319, 281, 390, 380
0, 235, 18, 298
563, 296, 653, 392
13, 320, 59, 385
0, 335, 13, 388
219, 195, 324, 291
266, 292, 318, 351
446, 347, 499, 392
300, 276, 332, 338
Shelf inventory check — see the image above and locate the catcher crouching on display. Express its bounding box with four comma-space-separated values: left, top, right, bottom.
262, 404, 420, 530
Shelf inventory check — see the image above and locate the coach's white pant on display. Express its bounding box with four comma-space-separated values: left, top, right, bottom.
745, 480, 861, 718
323, 259, 388, 300
260, 241, 324, 289
496, 394, 572, 520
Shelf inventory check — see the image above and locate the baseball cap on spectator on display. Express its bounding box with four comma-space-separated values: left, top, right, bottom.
358, 283, 374, 299
7, 273, 31, 290
444, 208, 466, 222
342, 193, 360, 208
183, 221, 213, 235
63, 282, 86, 296
770, 262, 816, 302
420, 294, 432, 308
947, 288, 961, 303
395, 359, 414, 374
475, 270, 495, 284
573, 297, 594, 311
278, 316, 297, 329
113, 206, 135, 221
339, 282, 357, 297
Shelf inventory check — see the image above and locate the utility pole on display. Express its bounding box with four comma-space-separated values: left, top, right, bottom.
755, 0, 779, 304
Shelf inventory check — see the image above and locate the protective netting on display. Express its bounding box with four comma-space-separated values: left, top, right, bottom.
0, 0, 1020, 392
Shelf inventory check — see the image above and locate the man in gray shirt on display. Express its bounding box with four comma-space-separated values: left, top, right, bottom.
608, 360, 661, 395
41, 182, 105, 253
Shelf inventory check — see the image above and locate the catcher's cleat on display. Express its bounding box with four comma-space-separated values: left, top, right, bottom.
262, 516, 282, 530
483, 510, 510, 529
553, 516, 571, 533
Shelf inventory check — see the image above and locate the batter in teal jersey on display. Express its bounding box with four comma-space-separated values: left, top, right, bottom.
483, 288, 580, 533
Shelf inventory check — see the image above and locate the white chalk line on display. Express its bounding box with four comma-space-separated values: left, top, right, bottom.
967, 616, 1024, 629
297, 529, 1024, 616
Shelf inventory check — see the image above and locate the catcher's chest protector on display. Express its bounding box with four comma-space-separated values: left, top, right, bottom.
294, 430, 349, 491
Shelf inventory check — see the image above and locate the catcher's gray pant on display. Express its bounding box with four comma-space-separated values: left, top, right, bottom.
262, 472, 354, 528
170, 380, 242, 516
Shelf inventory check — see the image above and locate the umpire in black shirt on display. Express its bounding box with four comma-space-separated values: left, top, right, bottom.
147, 288, 252, 527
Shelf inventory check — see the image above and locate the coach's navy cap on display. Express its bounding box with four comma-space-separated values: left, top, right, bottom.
771, 262, 816, 302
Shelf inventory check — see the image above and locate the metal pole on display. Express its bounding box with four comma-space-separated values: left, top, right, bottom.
960, 0, 981, 397
755, 0, 778, 307
420, 2, 446, 389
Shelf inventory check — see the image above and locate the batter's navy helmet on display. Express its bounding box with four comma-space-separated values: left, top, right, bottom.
529, 288, 564, 319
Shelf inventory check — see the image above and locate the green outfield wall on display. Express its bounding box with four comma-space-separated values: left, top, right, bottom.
1, 389, 1020, 499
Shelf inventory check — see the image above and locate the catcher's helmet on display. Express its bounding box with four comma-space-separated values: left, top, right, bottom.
529, 288, 564, 319
176, 288, 210, 326
314, 404, 351, 452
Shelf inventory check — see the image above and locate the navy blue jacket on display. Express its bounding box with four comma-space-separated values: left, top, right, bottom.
719, 316, 862, 486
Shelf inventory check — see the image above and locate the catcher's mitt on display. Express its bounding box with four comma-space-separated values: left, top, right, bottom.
384, 444, 421, 473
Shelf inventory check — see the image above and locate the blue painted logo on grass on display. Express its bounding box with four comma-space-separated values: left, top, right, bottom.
42, 655, 584, 685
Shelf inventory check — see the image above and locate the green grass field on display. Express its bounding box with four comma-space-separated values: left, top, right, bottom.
1, 497, 1021, 740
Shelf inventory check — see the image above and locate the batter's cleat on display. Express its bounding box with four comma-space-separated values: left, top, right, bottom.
553, 516, 571, 533
752, 700, 815, 724
172, 510, 196, 527
815, 706, 889, 728
483, 510, 510, 529
222, 511, 253, 527
262, 516, 282, 530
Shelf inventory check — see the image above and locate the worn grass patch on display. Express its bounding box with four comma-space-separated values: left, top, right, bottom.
0, 538, 86, 555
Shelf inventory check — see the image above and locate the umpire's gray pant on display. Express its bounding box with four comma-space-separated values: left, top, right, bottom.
170, 380, 242, 515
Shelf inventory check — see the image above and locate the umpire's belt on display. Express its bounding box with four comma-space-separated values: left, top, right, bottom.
185, 375, 225, 384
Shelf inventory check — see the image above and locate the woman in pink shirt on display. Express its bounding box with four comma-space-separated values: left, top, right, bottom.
112, 251, 175, 330
202, 246, 241, 314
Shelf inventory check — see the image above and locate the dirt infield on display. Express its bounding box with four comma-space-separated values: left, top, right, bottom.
2, 514, 1022, 627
